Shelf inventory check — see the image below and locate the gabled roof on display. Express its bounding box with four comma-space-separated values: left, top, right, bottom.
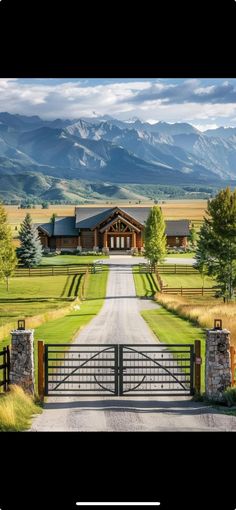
75, 206, 145, 229
37, 216, 78, 237
75, 207, 115, 229
37, 208, 190, 237
100, 215, 141, 233
75, 206, 190, 235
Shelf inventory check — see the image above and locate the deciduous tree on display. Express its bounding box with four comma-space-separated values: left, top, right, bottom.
144, 206, 167, 269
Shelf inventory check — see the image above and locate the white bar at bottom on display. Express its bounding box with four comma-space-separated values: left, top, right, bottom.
76, 504, 161, 507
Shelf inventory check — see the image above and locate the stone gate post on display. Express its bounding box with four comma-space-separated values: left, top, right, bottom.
205, 326, 231, 400
10, 328, 35, 394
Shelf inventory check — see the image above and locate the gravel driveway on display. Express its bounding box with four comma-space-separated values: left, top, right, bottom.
31, 256, 236, 431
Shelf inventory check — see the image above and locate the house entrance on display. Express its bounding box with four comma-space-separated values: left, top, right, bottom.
108, 235, 131, 250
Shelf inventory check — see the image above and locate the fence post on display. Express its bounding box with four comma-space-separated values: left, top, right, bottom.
181, 286, 183, 296
3, 347, 7, 392
202, 286, 204, 296
194, 340, 201, 394
230, 345, 235, 386
175, 264, 176, 274
38, 340, 45, 401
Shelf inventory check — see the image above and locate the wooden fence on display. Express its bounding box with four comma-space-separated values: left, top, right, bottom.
139, 263, 198, 274
0, 346, 10, 393
14, 265, 93, 277
161, 286, 217, 296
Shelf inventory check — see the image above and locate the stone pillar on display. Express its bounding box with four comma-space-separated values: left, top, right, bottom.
205, 328, 231, 400
10, 329, 35, 394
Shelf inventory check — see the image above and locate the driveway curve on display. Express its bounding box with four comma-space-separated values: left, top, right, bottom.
31, 256, 236, 431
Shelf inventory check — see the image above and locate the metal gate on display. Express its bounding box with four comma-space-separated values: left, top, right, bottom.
44, 343, 195, 397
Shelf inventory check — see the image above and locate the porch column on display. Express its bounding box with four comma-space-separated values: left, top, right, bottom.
133, 231, 136, 248
104, 230, 108, 248
94, 228, 98, 247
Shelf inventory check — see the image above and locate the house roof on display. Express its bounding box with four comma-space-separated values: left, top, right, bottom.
38, 216, 78, 237
37, 208, 190, 237
165, 220, 190, 237
75, 206, 190, 235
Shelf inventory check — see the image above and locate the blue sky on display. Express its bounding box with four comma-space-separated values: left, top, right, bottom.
1, 78, 236, 130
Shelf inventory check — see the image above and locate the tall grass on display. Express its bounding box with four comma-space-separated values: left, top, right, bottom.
0, 385, 42, 431
156, 293, 236, 346
0, 300, 78, 342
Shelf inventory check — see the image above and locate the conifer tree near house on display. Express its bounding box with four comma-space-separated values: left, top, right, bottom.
17, 213, 43, 268
144, 205, 167, 269
0, 204, 17, 291
195, 187, 236, 301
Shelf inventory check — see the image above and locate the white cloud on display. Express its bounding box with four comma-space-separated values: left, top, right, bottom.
0, 78, 236, 127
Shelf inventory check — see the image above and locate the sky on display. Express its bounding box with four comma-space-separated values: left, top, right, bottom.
1, 78, 236, 130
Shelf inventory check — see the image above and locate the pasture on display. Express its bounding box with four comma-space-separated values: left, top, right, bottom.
0, 273, 84, 328
161, 273, 215, 288
4, 200, 207, 238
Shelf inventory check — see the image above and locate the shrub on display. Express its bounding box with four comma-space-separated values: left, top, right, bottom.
222, 387, 236, 407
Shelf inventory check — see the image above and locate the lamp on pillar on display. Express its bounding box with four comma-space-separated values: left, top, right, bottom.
214, 319, 222, 330
18, 319, 26, 331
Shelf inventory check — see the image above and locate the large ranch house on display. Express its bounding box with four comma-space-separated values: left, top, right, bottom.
37, 206, 190, 252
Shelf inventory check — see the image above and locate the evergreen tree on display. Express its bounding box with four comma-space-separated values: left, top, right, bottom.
144, 206, 167, 269
0, 204, 17, 291
17, 213, 43, 268
195, 187, 236, 301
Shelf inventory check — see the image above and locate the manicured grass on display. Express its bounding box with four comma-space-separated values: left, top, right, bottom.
33, 267, 109, 388
0, 385, 42, 431
40, 254, 108, 266
0, 274, 83, 327
132, 266, 159, 297
161, 273, 215, 288
34, 269, 108, 344
133, 270, 206, 390
141, 307, 205, 390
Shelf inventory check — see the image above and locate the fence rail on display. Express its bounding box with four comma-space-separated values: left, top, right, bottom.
14, 265, 94, 277
0, 346, 10, 393
139, 263, 198, 274
161, 287, 217, 296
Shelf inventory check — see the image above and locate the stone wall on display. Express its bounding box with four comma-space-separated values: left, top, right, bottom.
10, 329, 35, 394
205, 328, 231, 400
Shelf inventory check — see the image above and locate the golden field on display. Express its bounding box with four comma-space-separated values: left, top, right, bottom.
5, 200, 207, 236
156, 293, 236, 346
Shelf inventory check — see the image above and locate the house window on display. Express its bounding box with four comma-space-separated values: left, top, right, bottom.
176, 237, 179, 245
126, 236, 130, 248
121, 237, 125, 249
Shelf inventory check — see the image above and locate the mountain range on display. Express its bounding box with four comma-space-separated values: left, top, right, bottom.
0, 112, 236, 202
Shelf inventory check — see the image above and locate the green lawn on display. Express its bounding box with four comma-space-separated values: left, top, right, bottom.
33, 267, 109, 389
161, 273, 215, 288
40, 254, 108, 266
0, 274, 84, 328
132, 266, 159, 297
141, 307, 205, 390
133, 270, 205, 390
